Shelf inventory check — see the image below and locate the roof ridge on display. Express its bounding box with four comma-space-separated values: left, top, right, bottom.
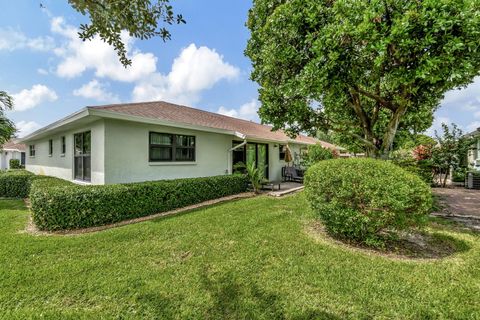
91, 100, 272, 127
90, 100, 316, 139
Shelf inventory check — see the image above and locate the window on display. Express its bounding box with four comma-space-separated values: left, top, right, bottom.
61, 136, 66, 154
48, 139, 53, 156
74, 131, 91, 182
29, 145, 35, 157
149, 132, 195, 162
279, 144, 286, 160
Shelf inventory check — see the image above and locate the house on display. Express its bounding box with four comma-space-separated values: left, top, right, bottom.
0, 140, 26, 170
466, 128, 480, 170
19, 101, 340, 185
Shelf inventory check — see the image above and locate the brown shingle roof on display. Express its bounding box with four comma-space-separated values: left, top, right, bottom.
2, 140, 26, 152
91, 101, 338, 149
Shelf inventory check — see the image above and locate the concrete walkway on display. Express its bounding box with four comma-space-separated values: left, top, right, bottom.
266, 182, 304, 197
432, 187, 480, 231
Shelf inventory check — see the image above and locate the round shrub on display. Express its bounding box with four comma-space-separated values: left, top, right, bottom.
304, 158, 432, 246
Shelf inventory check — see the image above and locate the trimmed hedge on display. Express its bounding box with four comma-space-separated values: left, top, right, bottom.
30, 175, 249, 231
0, 170, 35, 198
9, 159, 22, 169
305, 158, 432, 247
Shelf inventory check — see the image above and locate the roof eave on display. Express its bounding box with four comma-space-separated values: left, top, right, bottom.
18, 108, 90, 142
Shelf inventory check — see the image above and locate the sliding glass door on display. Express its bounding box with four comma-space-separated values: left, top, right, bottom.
232, 141, 269, 179
74, 131, 91, 182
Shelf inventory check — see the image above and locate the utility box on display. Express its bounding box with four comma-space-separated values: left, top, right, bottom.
466, 172, 480, 189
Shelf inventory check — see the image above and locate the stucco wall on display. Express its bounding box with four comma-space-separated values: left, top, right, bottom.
103, 119, 234, 184
24, 116, 311, 184
25, 120, 105, 184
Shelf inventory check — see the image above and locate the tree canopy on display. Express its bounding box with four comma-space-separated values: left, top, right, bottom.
69, 0, 185, 66
246, 0, 480, 157
0, 91, 16, 145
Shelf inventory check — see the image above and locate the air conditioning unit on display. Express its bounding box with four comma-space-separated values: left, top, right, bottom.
467, 172, 480, 189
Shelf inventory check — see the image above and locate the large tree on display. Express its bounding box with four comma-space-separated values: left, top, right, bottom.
68, 0, 185, 66
0, 91, 16, 144
246, 0, 480, 157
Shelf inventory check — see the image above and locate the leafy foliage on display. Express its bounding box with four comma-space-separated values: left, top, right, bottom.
0, 91, 15, 145
390, 149, 434, 185
8, 159, 22, 169
0, 170, 35, 198
233, 162, 266, 194
301, 144, 335, 168
69, 0, 185, 66
246, 0, 480, 157
431, 123, 474, 187
30, 175, 249, 231
305, 158, 432, 247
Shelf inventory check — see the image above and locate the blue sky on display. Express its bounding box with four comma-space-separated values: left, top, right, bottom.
1, 1, 479, 138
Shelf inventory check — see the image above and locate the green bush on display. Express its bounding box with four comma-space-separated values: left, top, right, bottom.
390, 149, 433, 185
9, 159, 22, 169
0, 170, 35, 198
305, 158, 432, 247
301, 144, 335, 168
30, 175, 249, 231
452, 168, 467, 183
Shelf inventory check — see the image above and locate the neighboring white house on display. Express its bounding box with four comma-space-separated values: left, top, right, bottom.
19, 101, 340, 185
466, 128, 480, 170
0, 140, 26, 170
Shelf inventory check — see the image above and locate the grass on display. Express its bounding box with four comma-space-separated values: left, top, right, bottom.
0, 194, 479, 319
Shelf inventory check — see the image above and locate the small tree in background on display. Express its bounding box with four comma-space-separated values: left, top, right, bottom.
301, 144, 335, 169
432, 123, 475, 187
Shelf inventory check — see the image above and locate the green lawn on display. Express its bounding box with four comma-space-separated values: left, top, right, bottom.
0, 194, 479, 319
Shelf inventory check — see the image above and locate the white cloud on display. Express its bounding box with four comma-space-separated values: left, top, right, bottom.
15, 121, 42, 137
51, 16, 157, 82
11, 84, 58, 111
133, 44, 239, 104
0, 28, 54, 52
73, 79, 120, 103
217, 99, 260, 121
37, 68, 49, 75
441, 77, 480, 109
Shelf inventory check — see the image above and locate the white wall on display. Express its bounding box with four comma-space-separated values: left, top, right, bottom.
24, 116, 311, 184
103, 119, 233, 184
25, 120, 105, 184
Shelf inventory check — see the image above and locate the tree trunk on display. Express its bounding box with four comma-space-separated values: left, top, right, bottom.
381, 104, 408, 158
442, 168, 449, 188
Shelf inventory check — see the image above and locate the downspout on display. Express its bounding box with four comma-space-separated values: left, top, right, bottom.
227, 132, 247, 174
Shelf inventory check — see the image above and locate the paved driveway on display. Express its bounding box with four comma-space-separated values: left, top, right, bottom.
433, 188, 480, 217
433, 187, 480, 231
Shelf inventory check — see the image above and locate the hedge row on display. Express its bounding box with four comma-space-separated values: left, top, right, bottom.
30, 175, 249, 231
0, 170, 72, 198
0, 170, 35, 198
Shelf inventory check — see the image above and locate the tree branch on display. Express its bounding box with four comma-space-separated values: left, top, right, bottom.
353, 85, 397, 112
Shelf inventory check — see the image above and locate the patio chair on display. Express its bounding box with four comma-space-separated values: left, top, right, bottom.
284, 166, 304, 183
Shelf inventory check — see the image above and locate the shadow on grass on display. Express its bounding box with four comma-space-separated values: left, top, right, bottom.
307, 221, 471, 260
0, 199, 27, 212
199, 269, 340, 319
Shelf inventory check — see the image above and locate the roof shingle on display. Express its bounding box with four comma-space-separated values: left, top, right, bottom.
91, 101, 338, 149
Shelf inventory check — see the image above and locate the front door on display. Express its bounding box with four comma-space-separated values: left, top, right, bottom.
232, 141, 269, 179
74, 131, 91, 182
